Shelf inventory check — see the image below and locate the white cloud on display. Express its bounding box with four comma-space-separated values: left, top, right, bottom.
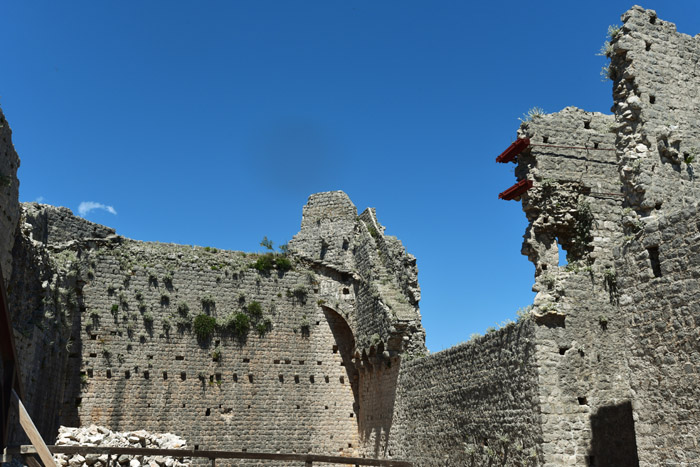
78, 201, 117, 217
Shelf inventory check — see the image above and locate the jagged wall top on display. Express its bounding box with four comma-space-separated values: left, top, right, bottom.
0, 108, 20, 287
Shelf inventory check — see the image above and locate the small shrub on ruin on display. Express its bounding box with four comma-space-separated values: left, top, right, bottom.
193, 314, 217, 341
519, 107, 545, 123
222, 312, 250, 337
247, 301, 263, 319
251, 253, 274, 273
256, 318, 272, 337
275, 256, 292, 272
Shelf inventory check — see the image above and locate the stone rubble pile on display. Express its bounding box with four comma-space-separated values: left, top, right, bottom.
54, 425, 191, 467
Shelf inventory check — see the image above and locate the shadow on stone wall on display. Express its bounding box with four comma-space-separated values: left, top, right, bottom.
589, 400, 639, 466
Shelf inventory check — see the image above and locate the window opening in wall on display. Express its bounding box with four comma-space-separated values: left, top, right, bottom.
584, 121, 591, 129
274, 359, 280, 364
594, 142, 599, 149
298, 360, 304, 365
557, 240, 568, 267
106, 369, 112, 378
163, 371, 167, 380
243, 358, 250, 363
645, 41, 651, 51
647, 246, 662, 277
325, 376, 330, 383
205, 408, 210, 416
125, 370, 131, 379
339, 376, 345, 384
180, 372, 186, 380
309, 375, 315, 383
650, 15, 656, 24
296, 405, 300, 409
543, 136, 549, 143
90, 352, 97, 358
248, 374, 253, 383
649, 95, 656, 104
342, 288, 350, 295
232, 373, 238, 382
294, 375, 300, 383
578, 396, 588, 405
87, 369, 93, 377
144, 371, 149, 379
317, 361, 322, 365
279, 375, 284, 382
91, 334, 97, 340
175, 355, 184, 361
349, 413, 354, 418
216, 373, 222, 382
325, 405, 329, 410
332, 345, 338, 353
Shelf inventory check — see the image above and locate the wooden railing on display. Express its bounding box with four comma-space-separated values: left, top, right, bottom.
7, 445, 413, 467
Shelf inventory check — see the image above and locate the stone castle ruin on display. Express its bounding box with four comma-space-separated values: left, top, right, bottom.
1, 5, 699, 466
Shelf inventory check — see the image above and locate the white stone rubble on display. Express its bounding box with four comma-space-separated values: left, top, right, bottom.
54, 425, 190, 467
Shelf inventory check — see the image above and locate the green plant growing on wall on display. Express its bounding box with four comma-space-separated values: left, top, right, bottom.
211, 348, 221, 362
519, 106, 545, 123
247, 301, 263, 320
193, 314, 217, 341
275, 256, 292, 272
251, 253, 274, 273
256, 318, 272, 337
260, 236, 274, 251
222, 312, 250, 337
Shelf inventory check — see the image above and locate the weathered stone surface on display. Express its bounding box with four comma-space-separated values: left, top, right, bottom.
3, 6, 700, 467
0, 107, 20, 287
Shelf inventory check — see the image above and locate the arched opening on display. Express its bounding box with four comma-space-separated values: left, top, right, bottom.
322, 306, 359, 408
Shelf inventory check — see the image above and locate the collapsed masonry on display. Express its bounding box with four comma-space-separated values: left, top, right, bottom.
1, 5, 700, 467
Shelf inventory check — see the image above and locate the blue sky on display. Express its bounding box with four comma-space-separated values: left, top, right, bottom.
2, 1, 699, 352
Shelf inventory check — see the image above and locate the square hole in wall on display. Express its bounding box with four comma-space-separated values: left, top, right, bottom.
279, 375, 284, 382
647, 246, 662, 277
163, 371, 168, 380
124, 370, 131, 379
180, 372, 186, 381
317, 361, 322, 365
298, 360, 304, 365
248, 374, 254, 383
339, 376, 345, 384
294, 375, 300, 383
87, 369, 93, 377
232, 373, 238, 382
144, 371, 149, 379
309, 375, 315, 383
106, 369, 112, 378
243, 358, 250, 363
578, 397, 588, 405
559, 347, 570, 355
332, 345, 338, 354
175, 355, 184, 361
90, 353, 97, 358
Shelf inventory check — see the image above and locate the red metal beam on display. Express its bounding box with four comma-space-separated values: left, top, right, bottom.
498, 179, 533, 200
496, 138, 530, 163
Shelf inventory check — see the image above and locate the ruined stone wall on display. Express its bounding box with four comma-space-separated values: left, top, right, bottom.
615, 205, 700, 465
0, 107, 20, 287
514, 108, 637, 465
611, 6, 700, 218
385, 321, 543, 466
6, 193, 425, 465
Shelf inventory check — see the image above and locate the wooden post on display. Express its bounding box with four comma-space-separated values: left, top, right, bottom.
12, 389, 56, 467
